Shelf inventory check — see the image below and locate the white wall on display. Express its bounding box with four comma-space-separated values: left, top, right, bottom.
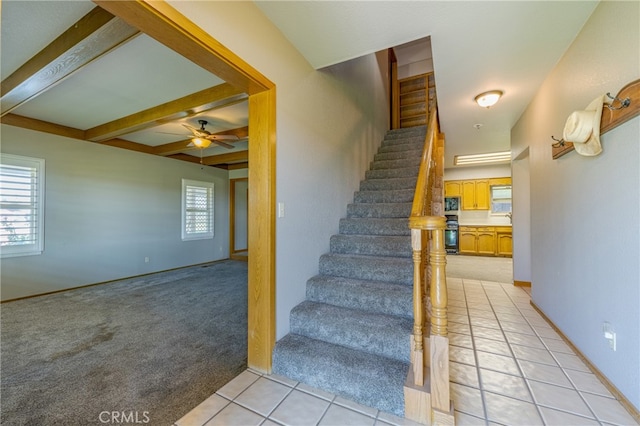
1, 125, 229, 301
169, 1, 390, 339
511, 149, 531, 283
511, 1, 639, 409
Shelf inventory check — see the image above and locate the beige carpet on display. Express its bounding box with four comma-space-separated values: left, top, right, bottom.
445, 254, 513, 284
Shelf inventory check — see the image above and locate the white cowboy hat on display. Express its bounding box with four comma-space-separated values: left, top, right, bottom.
563, 94, 607, 156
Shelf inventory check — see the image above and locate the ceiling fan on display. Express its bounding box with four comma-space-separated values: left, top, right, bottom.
182, 119, 238, 149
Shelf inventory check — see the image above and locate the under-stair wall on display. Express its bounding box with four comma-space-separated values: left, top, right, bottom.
273, 126, 428, 417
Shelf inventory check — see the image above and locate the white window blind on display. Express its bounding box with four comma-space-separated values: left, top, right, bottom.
491, 185, 512, 213
0, 154, 45, 258
182, 179, 214, 240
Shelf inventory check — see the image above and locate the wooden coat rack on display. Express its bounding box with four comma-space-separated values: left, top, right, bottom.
552, 78, 640, 159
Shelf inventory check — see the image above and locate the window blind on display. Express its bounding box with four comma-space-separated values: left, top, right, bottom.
182, 179, 214, 240
0, 154, 45, 257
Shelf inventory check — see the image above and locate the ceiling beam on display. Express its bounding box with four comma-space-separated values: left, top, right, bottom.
85, 83, 247, 142
93, 0, 274, 95
1, 7, 139, 117
1, 113, 85, 140
203, 150, 248, 166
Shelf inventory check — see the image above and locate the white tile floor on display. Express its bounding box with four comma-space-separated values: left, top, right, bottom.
175, 277, 638, 426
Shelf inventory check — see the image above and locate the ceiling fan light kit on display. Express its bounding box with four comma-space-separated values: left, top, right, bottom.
191, 137, 211, 148
182, 119, 238, 150
475, 90, 503, 108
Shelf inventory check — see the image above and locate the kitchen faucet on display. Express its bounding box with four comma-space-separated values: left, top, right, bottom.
505, 212, 512, 224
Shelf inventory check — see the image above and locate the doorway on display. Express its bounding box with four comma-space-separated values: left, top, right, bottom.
94, 0, 277, 372
230, 178, 248, 261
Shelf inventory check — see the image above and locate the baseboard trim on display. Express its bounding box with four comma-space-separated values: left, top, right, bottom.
513, 280, 531, 287
530, 301, 640, 423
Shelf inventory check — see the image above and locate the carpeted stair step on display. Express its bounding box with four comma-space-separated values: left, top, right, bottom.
365, 167, 419, 180
383, 126, 427, 140
290, 301, 412, 362
319, 253, 413, 285
330, 234, 411, 258
370, 157, 422, 171
359, 176, 417, 191
338, 218, 410, 236
347, 202, 412, 218
377, 141, 424, 154
306, 275, 412, 318
354, 188, 414, 204
374, 148, 423, 162
272, 334, 409, 416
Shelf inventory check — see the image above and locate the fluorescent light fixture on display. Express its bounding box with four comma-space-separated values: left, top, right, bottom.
474, 90, 503, 108
454, 151, 511, 166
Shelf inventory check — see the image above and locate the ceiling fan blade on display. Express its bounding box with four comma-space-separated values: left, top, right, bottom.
212, 140, 235, 149
206, 134, 239, 141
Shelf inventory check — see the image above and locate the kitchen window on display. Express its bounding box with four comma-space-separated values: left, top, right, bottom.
491, 185, 512, 214
0, 154, 45, 258
182, 179, 214, 241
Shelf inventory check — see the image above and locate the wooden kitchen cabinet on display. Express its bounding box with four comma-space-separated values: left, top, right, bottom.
476, 228, 496, 255
459, 227, 477, 254
458, 226, 512, 257
461, 179, 489, 210
445, 181, 462, 197
495, 227, 513, 257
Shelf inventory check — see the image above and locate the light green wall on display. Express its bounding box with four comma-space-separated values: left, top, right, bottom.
1, 125, 229, 301
511, 1, 640, 409
170, 1, 391, 339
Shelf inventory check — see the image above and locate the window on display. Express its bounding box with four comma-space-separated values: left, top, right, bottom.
182, 179, 214, 241
0, 154, 45, 258
491, 185, 512, 214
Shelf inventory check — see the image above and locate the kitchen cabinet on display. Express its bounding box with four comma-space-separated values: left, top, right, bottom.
458, 226, 511, 257
495, 227, 513, 257
459, 227, 477, 254
445, 181, 462, 197
461, 179, 489, 210
489, 177, 512, 186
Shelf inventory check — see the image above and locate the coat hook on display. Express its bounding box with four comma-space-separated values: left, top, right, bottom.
551, 135, 565, 148
606, 92, 631, 110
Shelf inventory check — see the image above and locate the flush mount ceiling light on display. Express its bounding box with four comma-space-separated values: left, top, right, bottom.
474, 90, 503, 108
454, 151, 511, 166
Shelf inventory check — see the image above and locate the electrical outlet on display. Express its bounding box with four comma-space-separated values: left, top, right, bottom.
278, 202, 285, 218
144, 257, 150, 263
602, 322, 617, 351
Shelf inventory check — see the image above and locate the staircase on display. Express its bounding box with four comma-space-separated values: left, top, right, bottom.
272, 125, 428, 417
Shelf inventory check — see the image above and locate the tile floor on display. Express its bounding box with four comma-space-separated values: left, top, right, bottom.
175, 277, 638, 426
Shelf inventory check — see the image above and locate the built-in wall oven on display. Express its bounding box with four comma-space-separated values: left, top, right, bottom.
444, 214, 459, 254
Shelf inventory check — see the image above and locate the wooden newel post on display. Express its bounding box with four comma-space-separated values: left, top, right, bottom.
429, 224, 448, 337
411, 228, 425, 386
429, 218, 451, 415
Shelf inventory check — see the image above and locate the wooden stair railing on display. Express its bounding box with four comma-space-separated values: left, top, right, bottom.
404, 108, 454, 425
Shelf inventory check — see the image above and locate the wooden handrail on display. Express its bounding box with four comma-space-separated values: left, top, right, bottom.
410, 110, 438, 218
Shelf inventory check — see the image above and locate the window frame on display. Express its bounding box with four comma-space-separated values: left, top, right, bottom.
0, 154, 46, 258
181, 179, 214, 241
490, 184, 512, 214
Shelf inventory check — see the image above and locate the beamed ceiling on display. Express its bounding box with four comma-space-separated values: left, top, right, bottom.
1, 3, 250, 170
